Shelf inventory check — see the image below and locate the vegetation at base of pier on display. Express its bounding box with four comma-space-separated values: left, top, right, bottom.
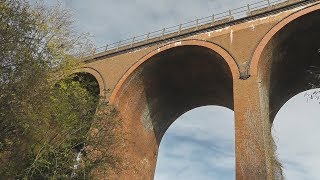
305, 66, 320, 102
0, 0, 122, 178
265, 121, 284, 180
242, 108, 284, 180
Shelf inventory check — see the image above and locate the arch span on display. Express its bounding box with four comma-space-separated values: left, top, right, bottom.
109, 40, 237, 179
74, 67, 106, 97
250, 3, 320, 122
110, 40, 239, 103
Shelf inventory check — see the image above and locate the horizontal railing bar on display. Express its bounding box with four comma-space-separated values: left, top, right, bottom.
250, 4, 270, 10
232, 10, 249, 15
214, 10, 231, 16
232, 5, 249, 11
250, 0, 268, 6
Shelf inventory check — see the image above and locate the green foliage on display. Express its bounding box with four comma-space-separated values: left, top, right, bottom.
83, 102, 124, 178
0, 0, 119, 179
14, 75, 99, 179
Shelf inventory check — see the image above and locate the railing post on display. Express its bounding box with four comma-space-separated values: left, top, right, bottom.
146, 32, 150, 41
211, 14, 215, 25
131, 36, 135, 47
178, 24, 182, 35
161, 28, 165, 39
196, 19, 199, 30
117, 41, 121, 50
266, 0, 271, 7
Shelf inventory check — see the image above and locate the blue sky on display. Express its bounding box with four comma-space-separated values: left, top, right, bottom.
36, 0, 320, 179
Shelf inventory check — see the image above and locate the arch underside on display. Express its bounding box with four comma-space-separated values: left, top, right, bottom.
75, 67, 105, 97
258, 9, 320, 122
116, 45, 234, 144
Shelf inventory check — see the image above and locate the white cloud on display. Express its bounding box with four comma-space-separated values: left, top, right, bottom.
155, 106, 235, 180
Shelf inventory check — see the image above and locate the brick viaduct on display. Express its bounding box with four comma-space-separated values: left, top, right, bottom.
79, 0, 320, 179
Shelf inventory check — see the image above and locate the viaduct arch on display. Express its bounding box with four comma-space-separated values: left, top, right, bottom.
109, 40, 237, 179
74, 67, 106, 97
250, 3, 320, 123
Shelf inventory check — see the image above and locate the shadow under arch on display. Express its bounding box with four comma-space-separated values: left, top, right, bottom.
249, 3, 320, 123
74, 67, 106, 97
71, 72, 101, 101
110, 40, 239, 104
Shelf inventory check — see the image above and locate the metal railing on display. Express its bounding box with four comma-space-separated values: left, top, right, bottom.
91, 0, 304, 56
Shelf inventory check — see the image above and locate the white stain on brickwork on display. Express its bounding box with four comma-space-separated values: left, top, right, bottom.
175, 41, 182, 46
141, 157, 150, 168
215, 26, 230, 33
141, 105, 154, 130
250, 24, 255, 31
230, 29, 233, 44
132, 47, 147, 53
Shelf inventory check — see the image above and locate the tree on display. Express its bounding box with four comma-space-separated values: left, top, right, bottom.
0, 1, 122, 178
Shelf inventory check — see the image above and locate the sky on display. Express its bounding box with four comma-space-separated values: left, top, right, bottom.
35, 0, 320, 179
154, 106, 235, 180
272, 90, 320, 180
